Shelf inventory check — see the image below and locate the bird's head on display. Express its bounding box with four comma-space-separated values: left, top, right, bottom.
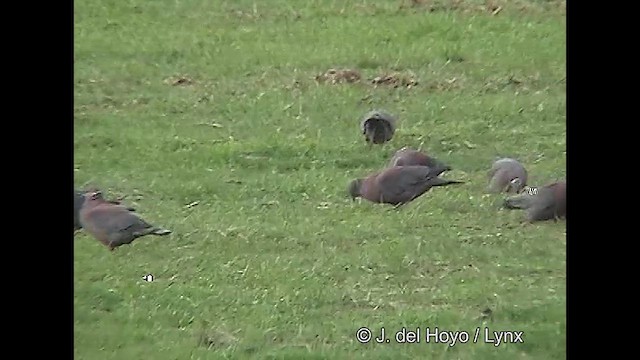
85, 190, 104, 202
508, 178, 524, 193
347, 179, 363, 200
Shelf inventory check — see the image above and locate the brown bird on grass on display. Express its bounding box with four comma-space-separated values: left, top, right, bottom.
348, 164, 464, 207
74, 188, 135, 231
388, 147, 450, 169
360, 110, 396, 148
503, 181, 566, 222
487, 158, 528, 194
79, 190, 171, 251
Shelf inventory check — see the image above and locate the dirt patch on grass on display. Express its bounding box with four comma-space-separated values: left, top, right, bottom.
481, 73, 544, 94
399, 0, 475, 13
425, 76, 464, 92
398, 0, 566, 16
371, 71, 419, 89
313, 68, 482, 93
313, 67, 421, 90
314, 68, 362, 84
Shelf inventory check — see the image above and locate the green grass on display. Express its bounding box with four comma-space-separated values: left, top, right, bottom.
74, 0, 566, 359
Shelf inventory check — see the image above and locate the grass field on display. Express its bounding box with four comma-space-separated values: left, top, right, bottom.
74, 0, 566, 358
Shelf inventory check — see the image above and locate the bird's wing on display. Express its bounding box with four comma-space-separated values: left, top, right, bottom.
87, 207, 152, 234
533, 187, 557, 213
377, 167, 431, 200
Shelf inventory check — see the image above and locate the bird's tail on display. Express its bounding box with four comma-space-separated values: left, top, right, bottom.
441, 164, 453, 172
428, 159, 452, 173
430, 178, 465, 187
429, 162, 454, 177
151, 227, 172, 236
134, 227, 172, 237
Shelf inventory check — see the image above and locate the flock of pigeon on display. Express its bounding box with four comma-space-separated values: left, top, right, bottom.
351, 110, 566, 219
74, 109, 566, 252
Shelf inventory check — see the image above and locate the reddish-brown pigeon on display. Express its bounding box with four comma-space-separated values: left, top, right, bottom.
503, 181, 566, 222
348, 164, 464, 206
74, 188, 135, 231
487, 158, 528, 194
79, 191, 171, 251
388, 147, 449, 169
361, 110, 396, 147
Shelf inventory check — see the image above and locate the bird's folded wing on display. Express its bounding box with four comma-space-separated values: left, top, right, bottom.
533, 189, 557, 213
87, 209, 151, 233
377, 169, 427, 198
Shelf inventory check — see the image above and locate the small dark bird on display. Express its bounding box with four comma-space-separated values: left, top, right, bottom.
388, 147, 449, 169
360, 110, 396, 148
79, 190, 171, 251
504, 181, 566, 222
74, 188, 135, 231
487, 158, 528, 194
348, 164, 464, 207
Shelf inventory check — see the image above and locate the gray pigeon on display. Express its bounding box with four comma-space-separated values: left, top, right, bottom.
348, 164, 464, 207
74, 188, 135, 231
79, 190, 170, 251
361, 110, 396, 147
487, 158, 528, 194
504, 181, 566, 222
388, 147, 449, 169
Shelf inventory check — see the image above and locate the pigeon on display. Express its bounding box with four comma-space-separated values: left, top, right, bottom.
79, 190, 171, 251
388, 147, 449, 169
487, 158, 528, 194
361, 110, 396, 147
348, 164, 464, 207
503, 181, 566, 222
74, 188, 135, 231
